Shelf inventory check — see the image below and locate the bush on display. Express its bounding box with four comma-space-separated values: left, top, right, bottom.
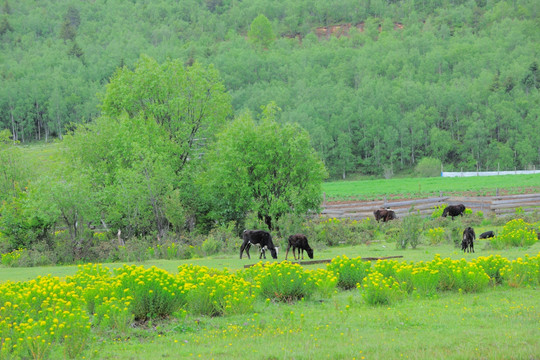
240, 261, 315, 302
472, 255, 510, 286
202, 236, 222, 256
327, 255, 372, 290
491, 219, 538, 249
397, 212, 423, 249
113, 265, 187, 321
359, 271, 406, 305
185, 271, 254, 316
425, 227, 445, 245
415, 157, 442, 177
1, 248, 25, 267
500, 254, 540, 287
431, 204, 446, 218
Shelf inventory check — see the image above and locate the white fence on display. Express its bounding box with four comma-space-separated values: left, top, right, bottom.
441, 170, 540, 177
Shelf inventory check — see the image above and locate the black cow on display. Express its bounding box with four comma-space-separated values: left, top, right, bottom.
239, 230, 278, 259
479, 231, 495, 239
373, 208, 397, 223
285, 234, 313, 261
462, 227, 475, 253
442, 204, 466, 220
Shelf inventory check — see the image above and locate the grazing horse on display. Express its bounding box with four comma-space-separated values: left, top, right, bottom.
479, 231, 495, 239
442, 204, 466, 220
285, 234, 313, 260
462, 227, 476, 253
239, 230, 278, 259
373, 208, 397, 223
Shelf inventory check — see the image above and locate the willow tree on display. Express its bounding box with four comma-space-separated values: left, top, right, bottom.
65, 55, 232, 238
201, 103, 327, 232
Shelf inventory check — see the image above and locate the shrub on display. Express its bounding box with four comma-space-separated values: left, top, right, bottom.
491, 219, 538, 249
431, 204, 446, 218
472, 255, 510, 286
113, 265, 187, 321
0, 276, 91, 359
501, 254, 540, 287
427, 255, 490, 292
415, 157, 442, 177
327, 255, 372, 290
202, 236, 222, 256
359, 271, 406, 305
425, 227, 445, 245
241, 261, 315, 302
1, 248, 25, 267
185, 271, 254, 316
397, 212, 423, 249
308, 268, 338, 298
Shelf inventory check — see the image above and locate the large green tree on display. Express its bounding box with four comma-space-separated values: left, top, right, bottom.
101, 55, 232, 174
64, 56, 232, 238
201, 102, 328, 232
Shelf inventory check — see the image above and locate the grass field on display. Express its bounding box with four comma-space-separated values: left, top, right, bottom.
322, 174, 540, 201
76, 287, 539, 360
2, 243, 539, 359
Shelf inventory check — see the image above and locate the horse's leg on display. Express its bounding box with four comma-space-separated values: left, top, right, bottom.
285, 244, 291, 260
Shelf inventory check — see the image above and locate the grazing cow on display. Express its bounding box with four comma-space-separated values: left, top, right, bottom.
462, 227, 476, 253
285, 234, 314, 261
239, 230, 278, 259
479, 231, 495, 239
373, 208, 397, 223
442, 204, 466, 220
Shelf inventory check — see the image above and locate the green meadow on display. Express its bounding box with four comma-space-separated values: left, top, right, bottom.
2, 242, 539, 360
322, 174, 540, 201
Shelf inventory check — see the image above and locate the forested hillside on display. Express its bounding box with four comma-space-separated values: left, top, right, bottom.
1, 0, 539, 176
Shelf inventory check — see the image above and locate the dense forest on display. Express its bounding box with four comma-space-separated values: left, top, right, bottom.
1, 0, 539, 177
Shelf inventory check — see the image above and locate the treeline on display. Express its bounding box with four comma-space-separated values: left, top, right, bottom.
0, 0, 539, 176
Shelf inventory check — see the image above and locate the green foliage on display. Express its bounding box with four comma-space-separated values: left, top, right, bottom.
240, 261, 316, 302
491, 219, 538, 249
63, 55, 231, 238
305, 217, 375, 247
248, 14, 275, 48
327, 255, 372, 290
425, 227, 445, 245
397, 211, 423, 249
2, 0, 539, 179
472, 255, 510, 286
415, 157, 442, 177
501, 254, 540, 287
0, 248, 25, 267
0, 185, 57, 251
184, 267, 254, 316
201, 103, 327, 230
113, 264, 187, 321
359, 271, 406, 305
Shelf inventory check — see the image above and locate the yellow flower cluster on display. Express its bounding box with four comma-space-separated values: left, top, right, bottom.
492, 219, 538, 248
240, 261, 318, 302
0, 275, 91, 359
360, 271, 405, 305
327, 255, 372, 289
